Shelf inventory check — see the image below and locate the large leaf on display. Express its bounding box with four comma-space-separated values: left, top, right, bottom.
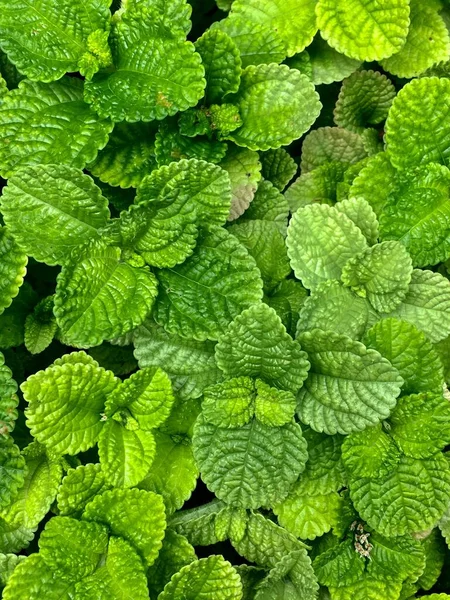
0, 77, 112, 179
1, 165, 110, 266
0, 0, 112, 81
0, 227, 27, 315
297, 329, 403, 435
153, 227, 263, 341
2, 555, 75, 600
300, 126, 367, 173
342, 424, 401, 480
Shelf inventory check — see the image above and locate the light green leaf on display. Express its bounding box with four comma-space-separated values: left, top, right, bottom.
388, 269, 450, 343
254, 550, 318, 600
285, 161, 348, 213
23, 356, 120, 455
297, 329, 403, 435
154, 227, 263, 341
239, 180, 289, 234
138, 430, 198, 516
300, 127, 367, 174
84, 9, 205, 122
195, 29, 241, 104
215, 303, 310, 394
313, 538, 364, 588
254, 380, 297, 427
202, 377, 255, 428
335, 197, 379, 245
0, 440, 25, 510
2, 164, 109, 267
117, 0, 193, 37
229, 220, 291, 290
364, 318, 444, 395
264, 279, 308, 337
316, 0, 410, 61
193, 415, 307, 509
381, 0, 450, 78
260, 149, 297, 192
0, 353, 18, 441
341, 241, 413, 313
329, 573, 402, 600
0, 228, 27, 316
334, 70, 396, 133
83, 488, 166, 567
348, 152, 397, 216
133, 320, 223, 400
169, 500, 227, 547
385, 77, 450, 170
287, 203, 368, 290
0, 517, 34, 554
88, 123, 158, 189
0, 553, 25, 588
226, 63, 321, 151
98, 421, 156, 488
220, 146, 262, 220
0, 0, 112, 81
159, 555, 242, 600
231, 0, 318, 56
298, 428, 346, 495
368, 532, 425, 583
341, 424, 401, 479
297, 280, 378, 341
350, 453, 450, 536
24, 296, 58, 355
379, 163, 450, 267
0, 78, 112, 179
55, 244, 158, 348
57, 463, 111, 518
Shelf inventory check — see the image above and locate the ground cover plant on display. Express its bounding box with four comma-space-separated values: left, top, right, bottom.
1, 0, 450, 598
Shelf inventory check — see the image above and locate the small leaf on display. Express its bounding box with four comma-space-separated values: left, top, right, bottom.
147, 530, 196, 597
24, 297, 58, 355
342, 424, 401, 479
336, 197, 379, 245
0, 228, 27, 316
254, 380, 296, 427
220, 145, 262, 220
300, 126, 367, 173
57, 463, 111, 518
259, 148, 297, 192
202, 377, 255, 428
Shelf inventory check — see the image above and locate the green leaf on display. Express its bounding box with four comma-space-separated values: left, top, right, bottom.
298, 428, 346, 495
297, 329, 403, 435
118, 0, 193, 37
55, 245, 158, 348
130, 158, 231, 268
0, 353, 18, 441
215, 303, 310, 394
98, 421, 156, 488
230, 0, 318, 56
83, 488, 166, 567
154, 227, 263, 341
335, 197, 379, 245
39, 516, 108, 580
259, 149, 297, 192
350, 453, 450, 536
385, 77, 450, 170
195, 29, 241, 104
134, 320, 223, 400
342, 424, 401, 479
368, 531, 425, 583
169, 500, 227, 547
0, 282, 37, 349
379, 163, 450, 267
23, 356, 120, 455
138, 430, 198, 516
254, 550, 318, 600
341, 241, 413, 313
254, 380, 297, 427
417, 528, 446, 591
88, 343, 138, 376
202, 377, 255, 428
0, 0, 112, 81
0, 78, 112, 179
0, 228, 27, 317
316, 0, 410, 61
88, 123, 158, 189
159, 555, 242, 600
364, 318, 444, 395
334, 70, 396, 133
300, 127, 367, 173
285, 161, 348, 213
220, 146, 262, 220
287, 203, 368, 290
313, 538, 364, 588
84, 9, 205, 122
388, 269, 450, 343
328, 573, 402, 600
57, 463, 111, 518
0, 517, 34, 554
2, 164, 110, 267
225, 64, 321, 151
229, 220, 291, 290
348, 152, 397, 216
0, 553, 25, 588
193, 415, 307, 509
297, 280, 378, 341
0, 440, 25, 510
389, 392, 450, 458
381, 0, 450, 78
24, 296, 58, 355
264, 279, 308, 337
239, 180, 289, 234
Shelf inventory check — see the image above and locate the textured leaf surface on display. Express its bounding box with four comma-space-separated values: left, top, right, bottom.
316, 0, 410, 61
350, 454, 450, 536
24, 296, 58, 355
193, 415, 307, 509
329, 574, 402, 600
0, 0, 112, 81
220, 146, 262, 220
298, 428, 346, 494
260, 149, 297, 192
0, 78, 112, 179
83, 488, 166, 566
23, 358, 119, 454
254, 380, 297, 427
215, 303, 310, 393
0, 517, 34, 554
226, 64, 321, 151
2, 165, 109, 266
342, 424, 401, 479
300, 127, 367, 173
84, 10, 205, 122
0, 553, 25, 588
336, 197, 379, 246
0, 282, 37, 349
154, 227, 263, 341
287, 203, 368, 290
348, 152, 397, 216
0, 353, 18, 441
264, 279, 308, 337
313, 538, 364, 588
254, 549, 318, 600
240, 180, 289, 234
385, 77, 450, 170
55, 245, 158, 347
0, 228, 27, 316
0, 440, 26, 510
202, 377, 255, 428
57, 463, 111, 517
368, 531, 425, 582
159, 555, 242, 600
297, 330, 403, 435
